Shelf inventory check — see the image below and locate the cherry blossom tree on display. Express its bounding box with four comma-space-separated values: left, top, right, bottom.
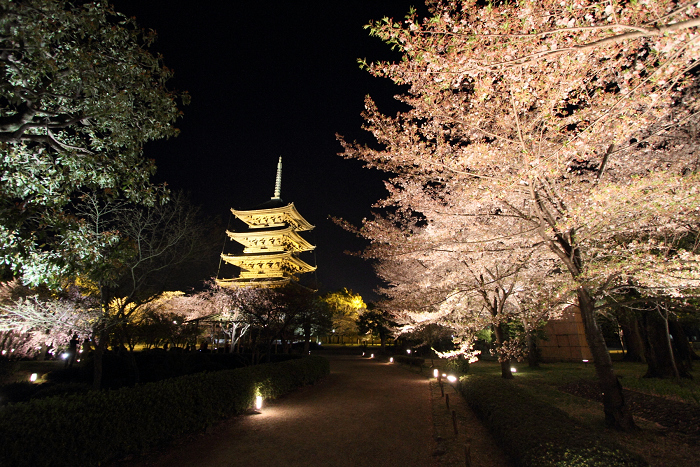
341, 0, 700, 430
0, 280, 97, 358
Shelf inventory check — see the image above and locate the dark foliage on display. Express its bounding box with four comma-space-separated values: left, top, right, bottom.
460, 376, 648, 466
0, 356, 329, 466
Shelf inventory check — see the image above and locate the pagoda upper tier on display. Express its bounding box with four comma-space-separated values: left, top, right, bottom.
230, 202, 313, 231
225, 225, 315, 254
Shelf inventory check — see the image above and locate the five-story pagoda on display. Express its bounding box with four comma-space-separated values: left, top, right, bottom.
217, 157, 316, 288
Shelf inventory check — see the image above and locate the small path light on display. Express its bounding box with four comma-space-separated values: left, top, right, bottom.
370, 353, 374, 359
30, 373, 38, 382
510, 367, 517, 373
255, 396, 263, 411
406, 349, 411, 355
389, 357, 394, 363
446, 375, 457, 383
433, 368, 439, 378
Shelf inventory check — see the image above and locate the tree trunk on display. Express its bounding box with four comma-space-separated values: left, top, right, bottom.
618, 310, 645, 363
640, 309, 691, 379
668, 318, 694, 371
303, 320, 311, 354
526, 330, 540, 368
493, 323, 513, 379
92, 329, 108, 390
577, 287, 636, 430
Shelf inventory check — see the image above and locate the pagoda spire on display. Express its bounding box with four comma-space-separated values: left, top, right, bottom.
272, 156, 282, 200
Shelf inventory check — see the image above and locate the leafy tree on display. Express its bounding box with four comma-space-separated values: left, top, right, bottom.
1, 192, 210, 388
356, 302, 396, 350
341, 0, 700, 430
322, 288, 366, 342
0, 0, 187, 286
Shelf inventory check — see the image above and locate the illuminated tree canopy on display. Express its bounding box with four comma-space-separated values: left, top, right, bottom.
0, 0, 187, 285
341, 0, 700, 430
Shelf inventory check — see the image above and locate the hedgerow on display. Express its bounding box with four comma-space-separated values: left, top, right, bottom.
459, 376, 647, 467
0, 355, 329, 466
392, 355, 425, 366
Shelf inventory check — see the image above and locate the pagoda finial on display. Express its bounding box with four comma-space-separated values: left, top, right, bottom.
272, 156, 282, 199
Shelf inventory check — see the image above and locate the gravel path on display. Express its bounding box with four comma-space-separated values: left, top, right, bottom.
120, 355, 436, 467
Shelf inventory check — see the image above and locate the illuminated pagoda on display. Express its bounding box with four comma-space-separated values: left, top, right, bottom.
217, 157, 316, 288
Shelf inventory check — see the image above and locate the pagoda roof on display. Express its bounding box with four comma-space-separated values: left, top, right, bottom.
231, 202, 313, 231
226, 226, 315, 253
220, 251, 316, 279
216, 277, 291, 289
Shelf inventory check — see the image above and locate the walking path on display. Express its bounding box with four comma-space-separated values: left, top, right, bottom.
117, 355, 510, 467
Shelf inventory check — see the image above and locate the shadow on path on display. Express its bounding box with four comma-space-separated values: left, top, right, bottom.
121, 355, 434, 467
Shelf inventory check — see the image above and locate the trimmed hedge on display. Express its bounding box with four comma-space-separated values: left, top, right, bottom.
0, 355, 329, 467
459, 376, 647, 467
45, 351, 303, 388
392, 355, 425, 366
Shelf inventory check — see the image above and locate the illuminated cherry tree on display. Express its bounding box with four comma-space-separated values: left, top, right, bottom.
341, 0, 700, 429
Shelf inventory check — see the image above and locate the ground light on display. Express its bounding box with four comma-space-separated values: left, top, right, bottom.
433, 368, 439, 378
446, 375, 457, 383
30, 373, 38, 382
370, 354, 374, 359
510, 367, 517, 373
255, 396, 263, 411
406, 349, 411, 354
389, 357, 394, 363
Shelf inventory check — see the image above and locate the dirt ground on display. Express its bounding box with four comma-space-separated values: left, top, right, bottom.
113, 355, 511, 467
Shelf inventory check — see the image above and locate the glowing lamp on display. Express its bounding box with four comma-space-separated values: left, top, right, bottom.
255, 396, 263, 410
389, 357, 394, 363
582, 359, 589, 363
370, 354, 374, 359
30, 373, 38, 382
510, 367, 517, 373
433, 369, 439, 378
406, 349, 411, 355
446, 375, 457, 383
61, 353, 69, 360
362, 352, 365, 356
442, 373, 447, 378
1, 350, 5, 355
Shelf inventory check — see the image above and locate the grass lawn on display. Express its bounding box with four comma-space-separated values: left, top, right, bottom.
447, 358, 699, 466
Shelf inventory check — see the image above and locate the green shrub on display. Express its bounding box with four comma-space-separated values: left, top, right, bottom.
445, 355, 470, 375
459, 376, 647, 467
0, 355, 329, 467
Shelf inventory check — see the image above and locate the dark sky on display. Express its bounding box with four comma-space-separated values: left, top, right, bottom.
109, 1, 428, 300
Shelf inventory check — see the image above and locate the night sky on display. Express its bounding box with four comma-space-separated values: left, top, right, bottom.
109, 1, 429, 300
